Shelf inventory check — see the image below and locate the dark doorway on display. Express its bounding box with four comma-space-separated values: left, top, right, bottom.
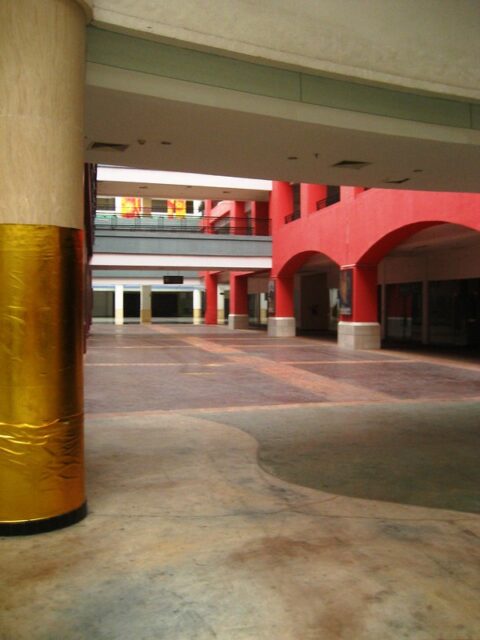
124, 291, 140, 322
429, 278, 480, 347
152, 292, 177, 317
385, 282, 422, 343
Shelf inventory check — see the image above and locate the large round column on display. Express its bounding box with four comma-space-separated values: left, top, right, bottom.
337, 265, 381, 349
0, 0, 91, 535
228, 273, 249, 329
267, 276, 296, 337
204, 272, 218, 324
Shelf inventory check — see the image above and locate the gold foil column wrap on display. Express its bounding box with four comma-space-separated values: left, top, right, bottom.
0, 225, 86, 526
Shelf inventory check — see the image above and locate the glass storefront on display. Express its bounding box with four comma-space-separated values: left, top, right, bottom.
385, 282, 422, 343
429, 279, 480, 347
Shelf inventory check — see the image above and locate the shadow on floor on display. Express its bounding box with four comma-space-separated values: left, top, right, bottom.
202, 401, 480, 514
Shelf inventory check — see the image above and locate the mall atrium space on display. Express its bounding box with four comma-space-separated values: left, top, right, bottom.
1, 1, 480, 639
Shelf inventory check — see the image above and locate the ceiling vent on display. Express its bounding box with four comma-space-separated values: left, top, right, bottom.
89, 142, 129, 152
383, 178, 410, 184
331, 160, 371, 169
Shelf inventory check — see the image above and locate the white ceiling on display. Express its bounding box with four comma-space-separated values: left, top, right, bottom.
96, 166, 271, 200
86, 84, 480, 194
97, 180, 270, 201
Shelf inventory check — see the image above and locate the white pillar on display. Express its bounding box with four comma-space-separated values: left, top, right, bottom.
193, 289, 202, 325
260, 292, 268, 325
140, 285, 152, 324
217, 287, 225, 324
114, 285, 124, 325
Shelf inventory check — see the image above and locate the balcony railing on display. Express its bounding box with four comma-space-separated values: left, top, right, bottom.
94, 213, 271, 236
284, 210, 301, 224
316, 194, 341, 210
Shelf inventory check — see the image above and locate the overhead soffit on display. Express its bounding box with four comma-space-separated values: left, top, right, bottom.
90, 0, 480, 101
86, 27, 480, 132
85, 28, 480, 193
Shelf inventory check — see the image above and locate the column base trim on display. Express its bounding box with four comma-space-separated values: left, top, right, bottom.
337, 321, 381, 350
268, 317, 296, 337
0, 502, 87, 537
228, 314, 249, 330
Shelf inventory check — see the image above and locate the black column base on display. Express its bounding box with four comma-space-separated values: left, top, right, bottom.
0, 502, 87, 536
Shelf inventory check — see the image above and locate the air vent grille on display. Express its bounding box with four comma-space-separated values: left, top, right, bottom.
331, 160, 371, 169
383, 178, 410, 184
89, 142, 129, 152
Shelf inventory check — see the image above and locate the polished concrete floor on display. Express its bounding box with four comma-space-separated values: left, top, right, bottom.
2, 324, 480, 639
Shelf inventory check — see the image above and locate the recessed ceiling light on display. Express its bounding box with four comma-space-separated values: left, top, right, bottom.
161, 141, 172, 145
332, 160, 371, 169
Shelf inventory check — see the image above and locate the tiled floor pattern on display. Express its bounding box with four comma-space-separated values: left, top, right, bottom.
2, 324, 479, 640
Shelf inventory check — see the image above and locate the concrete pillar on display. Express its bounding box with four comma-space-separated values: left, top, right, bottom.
205, 272, 218, 324
268, 276, 296, 337
338, 265, 381, 349
192, 289, 202, 324
251, 201, 270, 236
203, 200, 213, 234
114, 285, 124, 325
340, 186, 366, 201
0, 0, 92, 535
229, 273, 249, 329
231, 201, 246, 235
260, 292, 268, 325
217, 287, 225, 324
300, 184, 327, 215
140, 285, 152, 323
270, 182, 293, 233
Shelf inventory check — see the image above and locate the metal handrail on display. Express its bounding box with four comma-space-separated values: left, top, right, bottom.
284, 210, 301, 224
315, 195, 341, 210
94, 213, 271, 236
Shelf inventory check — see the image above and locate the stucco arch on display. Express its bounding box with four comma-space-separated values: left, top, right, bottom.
357, 220, 480, 266
277, 249, 339, 277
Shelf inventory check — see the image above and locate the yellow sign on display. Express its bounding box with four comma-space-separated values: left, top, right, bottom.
167, 199, 186, 218
120, 197, 142, 218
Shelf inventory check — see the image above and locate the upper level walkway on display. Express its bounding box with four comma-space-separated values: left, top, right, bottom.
92, 224, 272, 271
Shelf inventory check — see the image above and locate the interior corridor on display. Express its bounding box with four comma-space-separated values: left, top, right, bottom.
2, 325, 480, 639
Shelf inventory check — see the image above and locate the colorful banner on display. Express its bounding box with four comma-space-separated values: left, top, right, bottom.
120, 197, 142, 218
167, 199, 186, 219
